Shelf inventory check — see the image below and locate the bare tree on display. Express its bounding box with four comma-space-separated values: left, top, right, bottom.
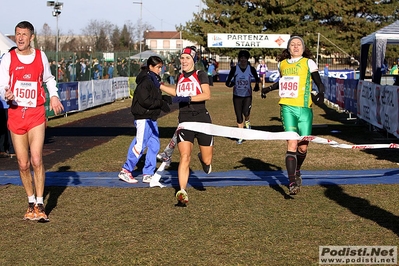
40, 23, 53, 51
124, 20, 136, 45
95, 29, 110, 52
62, 29, 78, 52
111, 26, 121, 51
81, 19, 115, 51
120, 24, 131, 51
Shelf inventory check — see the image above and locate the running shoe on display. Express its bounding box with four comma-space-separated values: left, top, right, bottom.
288, 179, 301, 195
176, 189, 189, 204
198, 152, 212, 174
142, 174, 153, 183
35, 204, 49, 222
245, 120, 251, 129
118, 168, 138, 184
237, 139, 243, 144
23, 203, 36, 221
157, 152, 171, 167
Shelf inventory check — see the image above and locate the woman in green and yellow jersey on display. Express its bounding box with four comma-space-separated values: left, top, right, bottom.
261, 36, 325, 195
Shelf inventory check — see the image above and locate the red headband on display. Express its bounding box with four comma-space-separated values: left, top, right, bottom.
182, 47, 197, 63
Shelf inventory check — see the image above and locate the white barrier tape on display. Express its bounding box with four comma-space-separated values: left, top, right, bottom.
179, 122, 300, 141
179, 122, 399, 150
301, 135, 399, 149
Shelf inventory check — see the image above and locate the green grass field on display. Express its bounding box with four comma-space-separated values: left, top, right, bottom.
1, 83, 398, 265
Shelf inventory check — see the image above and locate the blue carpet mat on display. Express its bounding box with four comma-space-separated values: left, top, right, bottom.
1, 168, 398, 188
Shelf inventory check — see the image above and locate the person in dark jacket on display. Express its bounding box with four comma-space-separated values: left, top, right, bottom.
118, 56, 172, 184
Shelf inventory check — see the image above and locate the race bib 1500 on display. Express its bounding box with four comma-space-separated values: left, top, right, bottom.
14, 80, 38, 107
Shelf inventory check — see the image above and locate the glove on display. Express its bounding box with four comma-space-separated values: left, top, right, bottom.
226, 80, 235, 88
161, 101, 171, 113
261, 86, 271, 99
162, 95, 172, 105
313, 92, 324, 104
253, 83, 260, 92
172, 96, 191, 103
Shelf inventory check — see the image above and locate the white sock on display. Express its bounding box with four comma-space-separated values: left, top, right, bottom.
36, 197, 44, 205
28, 195, 36, 204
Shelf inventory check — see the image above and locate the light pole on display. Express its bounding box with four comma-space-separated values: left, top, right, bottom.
47, 1, 63, 83
128, 40, 131, 77
88, 46, 92, 80
133, 1, 143, 61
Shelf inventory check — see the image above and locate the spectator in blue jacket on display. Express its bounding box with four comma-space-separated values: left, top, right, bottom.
207, 61, 215, 86
108, 62, 114, 78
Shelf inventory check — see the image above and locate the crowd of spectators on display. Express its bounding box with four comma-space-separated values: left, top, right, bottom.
201, 57, 219, 83
49, 52, 221, 85
48, 53, 146, 83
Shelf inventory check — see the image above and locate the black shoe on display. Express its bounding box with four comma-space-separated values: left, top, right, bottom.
198, 152, 212, 174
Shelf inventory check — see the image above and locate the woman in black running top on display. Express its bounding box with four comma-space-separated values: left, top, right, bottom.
160, 46, 213, 205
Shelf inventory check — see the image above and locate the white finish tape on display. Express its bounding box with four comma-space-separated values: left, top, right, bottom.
179, 122, 399, 150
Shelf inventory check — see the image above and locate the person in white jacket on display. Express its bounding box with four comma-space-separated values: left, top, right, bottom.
256, 59, 268, 87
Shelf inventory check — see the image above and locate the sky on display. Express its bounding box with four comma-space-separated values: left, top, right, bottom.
0, 0, 203, 35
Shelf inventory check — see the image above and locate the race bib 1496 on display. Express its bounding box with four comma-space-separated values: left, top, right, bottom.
279, 76, 299, 98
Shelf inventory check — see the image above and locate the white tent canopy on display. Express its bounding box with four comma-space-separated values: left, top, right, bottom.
0, 31, 16, 56
361, 20, 399, 45
129, 50, 165, 60
360, 20, 399, 84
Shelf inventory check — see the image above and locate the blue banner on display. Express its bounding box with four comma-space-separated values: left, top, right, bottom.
344, 79, 358, 114
58, 82, 79, 113
328, 77, 337, 103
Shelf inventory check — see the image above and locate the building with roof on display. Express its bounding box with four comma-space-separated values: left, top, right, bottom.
143, 31, 197, 61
